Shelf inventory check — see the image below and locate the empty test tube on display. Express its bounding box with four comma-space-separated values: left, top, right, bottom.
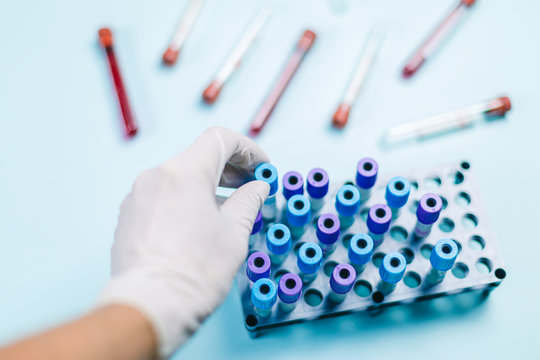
251, 278, 278, 317
335, 184, 361, 229
427, 239, 458, 285
316, 213, 341, 254
286, 194, 311, 238
348, 233, 374, 274
266, 224, 292, 265
282, 171, 304, 200
297, 242, 323, 283
246, 251, 271, 284
306, 168, 329, 212
367, 204, 392, 247
378, 252, 407, 294
255, 163, 278, 220
414, 193, 442, 238
249, 211, 263, 246
356, 158, 378, 202
278, 273, 302, 312
329, 264, 356, 303
385, 176, 411, 219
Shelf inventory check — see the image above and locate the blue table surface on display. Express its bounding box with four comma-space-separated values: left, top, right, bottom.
1, 0, 539, 358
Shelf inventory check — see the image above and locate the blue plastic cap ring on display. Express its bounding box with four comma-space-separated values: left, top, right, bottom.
297, 242, 323, 274
385, 176, 411, 209
287, 194, 311, 227
348, 233, 374, 265
266, 224, 292, 255
251, 278, 278, 310
255, 163, 278, 196
335, 184, 361, 217
379, 252, 406, 284
430, 239, 459, 271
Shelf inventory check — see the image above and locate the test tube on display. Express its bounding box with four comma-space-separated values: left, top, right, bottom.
366, 204, 392, 247
385, 176, 411, 219
286, 194, 311, 238
297, 242, 323, 283
246, 251, 271, 285
282, 171, 304, 200
254, 163, 279, 220
266, 224, 292, 266
251, 278, 277, 317
278, 273, 302, 312
329, 264, 356, 304
348, 233, 374, 274
162, 0, 206, 66
402, 0, 476, 78
427, 239, 458, 285
414, 193, 443, 238
306, 168, 329, 212
249, 30, 316, 136
378, 252, 407, 294
384, 96, 512, 145
249, 211, 263, 247
332, 25, 385, 129
316, 213, 341, 255
98, 28, 138, 138
335, 184, 361, 229
356, 158, 378, 202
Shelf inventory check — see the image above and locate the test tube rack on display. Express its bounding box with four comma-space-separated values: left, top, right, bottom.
236, 160, 506, 336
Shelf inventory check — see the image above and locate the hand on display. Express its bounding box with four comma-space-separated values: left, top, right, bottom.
98, 127, 270, 357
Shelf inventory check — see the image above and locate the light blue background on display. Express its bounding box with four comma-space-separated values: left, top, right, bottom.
1, 0, 538, 358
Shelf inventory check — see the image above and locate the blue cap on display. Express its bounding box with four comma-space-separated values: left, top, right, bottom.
366, 204, 392, 234
251, 278, 278, 310
282, 171, 304, 200
316, 213, 340, 245
297, 242, 323, 275
266, 224, 292, 255
251, 211, 263, 235
379, 252, 406, 284
307, 168, 329, 199
385, 176, 411, 209
430, 239, 459, 271
278, 273, 302, 304
416, 193, 443, 225
330, 263, 356, 294
356, 158, 378, 189
335, 184, 361, 217
348, 233, 374, 265
255, 163, 278, 196
287, 194, 311, 227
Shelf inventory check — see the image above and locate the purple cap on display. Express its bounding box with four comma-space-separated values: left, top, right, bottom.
330, 263, 356, 294
316, 213, 340, 245
251, 211, 263, 235
278, 273, 302, 303
307, 168, 329, 199
356, 158, 378, 189
367, 204, 392, 234
246, 251, 271, 282
282, 171, 304, 200
416, 193, 443, 225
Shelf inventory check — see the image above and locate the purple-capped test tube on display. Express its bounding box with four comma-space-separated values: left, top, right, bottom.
249, 211, 263, 247
278, 273, 302, 312
356, 158, 378, 202
246, 251, 271, 285
306, 168, 329, 212
414, 193, 442, 238
316, 213, 341, 254
282, 171, 304, 200
366, 204, 392, 247
329, 263, 356, 303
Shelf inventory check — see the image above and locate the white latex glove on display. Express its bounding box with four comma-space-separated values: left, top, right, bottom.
98, 127, 270, 357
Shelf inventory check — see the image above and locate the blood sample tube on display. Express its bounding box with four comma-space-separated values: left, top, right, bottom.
278, 273, 302, 312
251, 278, 277, 317
335, 184, 361, 229
266, 224, 292, 265
297, 242, 323, 283
246, 251, 271, 285
98, 28, 138, 138
348, 233, 374, 274
306, 168, 329, 212
249, 30, 316, 136
254, 163, 279, 220
402, 0, 476, 78
378, 252, 406, 294
329, 263, 356, 303
366, 204, 392, 247
282, 171, 304, 200
249, 211, 263, 247
385, 176, 411, 219
356, 158, 378, 202
286, 194, 311, 238
316, 213, 341, 254
427, 239, 458, 285
414, 193, 443, 238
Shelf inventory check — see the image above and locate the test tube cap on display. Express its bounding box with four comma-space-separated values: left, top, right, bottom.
297, 242, 323, 274
202, 80, 223, 104
330, 263, 356, 294
246, 251, 271, 282
366, 204, 392, 234
385, 176, 411, 209
251, 211, 263, 235
335, 184, 361, 217
266, 224, 292, 255
287, 194, 311, 227
430, 239, 459, 272
251, 278, 278, 310
356, 158, 379, 190
98, 27, 114, 48
416, 193, 443, 225
348, 233, 374, 265
307, 168, 329, 199
379, 252, 407, 284
486, 96, 512, 117
282, 171, 304, 200
278, 273, 302, 304
255, 163, 278, 196
316, 213, 341, 245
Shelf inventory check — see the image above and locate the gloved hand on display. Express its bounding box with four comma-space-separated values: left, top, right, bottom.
98, 127, 270, 357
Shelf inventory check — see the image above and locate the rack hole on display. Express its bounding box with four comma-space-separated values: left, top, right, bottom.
410, 181, 418, 190
420, 244, 433, 259
399, 248, 414, 264
456, 192, 471, 206
342, 234, 353, 249
344, 181, 354, 186
462, 213, 478, 229
409, 200, 419, 214
372, 291, 385, 303
372, 253, 385, 268
476, 258, 493, 274
440, 196, 448, 209
450, 171, 465, 185
495, 268, 506, 279
404, 272, 421, 288
323, 261, 338, 277
273, 269, 288, 283
461, 161, 471, 170
452, 262, 469, 279
390, 226, 408, 242
360, 208, 369, 221
468, 235, 485, 250
438, 218, 455, 233
293, 242, 305, 256
245, 314, 258, 327
304, 289, 323, 307
425, 176, 442, 189
354, 280, 372, 297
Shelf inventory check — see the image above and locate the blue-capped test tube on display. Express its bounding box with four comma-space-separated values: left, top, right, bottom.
306, 168, 329, 212
255, 163, 278, 220
427, 239, 458, 285
297, 242, 323, 283
366, 204, 392, 247
249, 211, 263, 247
335, 184, 361, 229
286, 194, 311, 238
378, 252, 406, 294
316, 213, 341, 254
356, 158, 378, 202
246, 251, 271, 285
414, 193, 443, 238
282, 171, 304, 200
278, 273, 302, 312
348, 233, 374, 274
385, 176, 411, 219
266, 223, 292, 265
329, 263, 356, 303
251, 278, 277, 317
